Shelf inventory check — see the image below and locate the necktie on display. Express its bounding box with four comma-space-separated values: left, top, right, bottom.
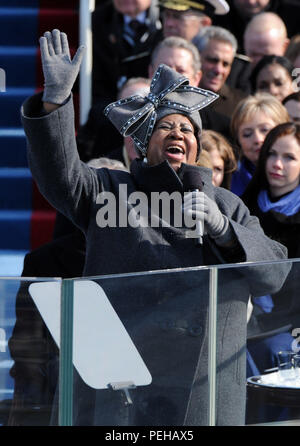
128, 19, 147, 42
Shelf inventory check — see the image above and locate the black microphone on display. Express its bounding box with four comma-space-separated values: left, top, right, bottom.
182, 170, 203, 245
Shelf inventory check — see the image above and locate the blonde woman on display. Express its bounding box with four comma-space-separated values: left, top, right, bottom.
230, 93, 290, 196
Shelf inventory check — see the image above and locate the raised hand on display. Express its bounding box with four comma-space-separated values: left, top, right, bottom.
39, 29, 85, 105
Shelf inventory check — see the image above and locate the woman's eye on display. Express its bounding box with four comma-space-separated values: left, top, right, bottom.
274, 80, 284, 87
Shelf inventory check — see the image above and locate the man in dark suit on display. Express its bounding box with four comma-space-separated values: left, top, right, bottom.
92, 0, 162, 104
149, 34, 232, 141
197, 26, 247, 118
78, 0, 163, 160
77, 77, 151, 165
226, 11, 291, 94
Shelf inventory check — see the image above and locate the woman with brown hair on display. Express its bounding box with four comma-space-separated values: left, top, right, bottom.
199, 129, 237, 189
243, 122, 300, 375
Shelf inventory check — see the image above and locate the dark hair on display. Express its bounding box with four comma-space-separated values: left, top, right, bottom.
282, 91, 300, 105
242, 122, 300, 202
285, 34, 300, 65
250, 55, 294, 93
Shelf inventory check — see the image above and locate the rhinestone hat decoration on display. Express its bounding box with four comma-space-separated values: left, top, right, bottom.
104, 64, 218, 156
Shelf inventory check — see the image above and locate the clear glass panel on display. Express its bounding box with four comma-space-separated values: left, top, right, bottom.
68, 267, 212, 426
66, 258, 300, 427
0, 277, 62, 426
244, 259, 300, 426
4, 258, 300, 427
204, 258, 300, 426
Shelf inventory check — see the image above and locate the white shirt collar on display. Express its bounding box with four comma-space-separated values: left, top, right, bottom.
123, 11, 146, 25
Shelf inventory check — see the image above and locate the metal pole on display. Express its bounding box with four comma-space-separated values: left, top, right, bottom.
79, 0, 95, 126
208, 267, 218, 426
58, 279, 74, 426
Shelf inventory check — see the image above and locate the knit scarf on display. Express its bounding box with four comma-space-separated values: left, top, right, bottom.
254, 186, 300, 313
258, 184, 300, 216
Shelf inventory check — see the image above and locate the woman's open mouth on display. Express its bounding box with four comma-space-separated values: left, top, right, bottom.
165, 146, 185, 160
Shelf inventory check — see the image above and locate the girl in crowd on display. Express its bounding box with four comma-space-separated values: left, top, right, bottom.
250, 55, 295, 103
242, 122, 300, 374
198, 129, 237, 189
230, 93, 290, 196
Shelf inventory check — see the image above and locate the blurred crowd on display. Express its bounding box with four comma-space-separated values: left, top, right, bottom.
8, 0, 300, 426
82, 0, 300, 424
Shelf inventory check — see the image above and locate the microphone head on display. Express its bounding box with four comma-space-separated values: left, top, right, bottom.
182, 169, 203, 191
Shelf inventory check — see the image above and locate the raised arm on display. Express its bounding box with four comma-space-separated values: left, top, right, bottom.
40, 29, 85, 111
22, 31, 101, 232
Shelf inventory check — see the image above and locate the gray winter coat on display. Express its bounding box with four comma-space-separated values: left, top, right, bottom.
21, 94, 290, 426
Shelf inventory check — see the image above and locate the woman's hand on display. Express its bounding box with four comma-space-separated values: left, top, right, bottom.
40, 29, 85, 106
182, 191, 234, 246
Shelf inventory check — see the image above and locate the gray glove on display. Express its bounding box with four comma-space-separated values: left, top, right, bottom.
40, 29, 85, 105
182, 191, 233, 245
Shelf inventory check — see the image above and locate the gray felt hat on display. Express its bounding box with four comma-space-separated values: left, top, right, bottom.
104, 64, 218, 156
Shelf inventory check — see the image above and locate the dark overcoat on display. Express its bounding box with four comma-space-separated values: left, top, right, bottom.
20, 94, 290, 425
244, 193, 300, 334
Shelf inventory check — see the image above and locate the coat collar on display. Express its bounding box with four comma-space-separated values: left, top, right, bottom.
130, 158, 213, 195
218, 83, 231, 99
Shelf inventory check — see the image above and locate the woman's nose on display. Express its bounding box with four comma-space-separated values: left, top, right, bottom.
169, 127, 184, 138
269, 84, 279, 98
273, 157, 283, 169
253, 130, 264, 144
